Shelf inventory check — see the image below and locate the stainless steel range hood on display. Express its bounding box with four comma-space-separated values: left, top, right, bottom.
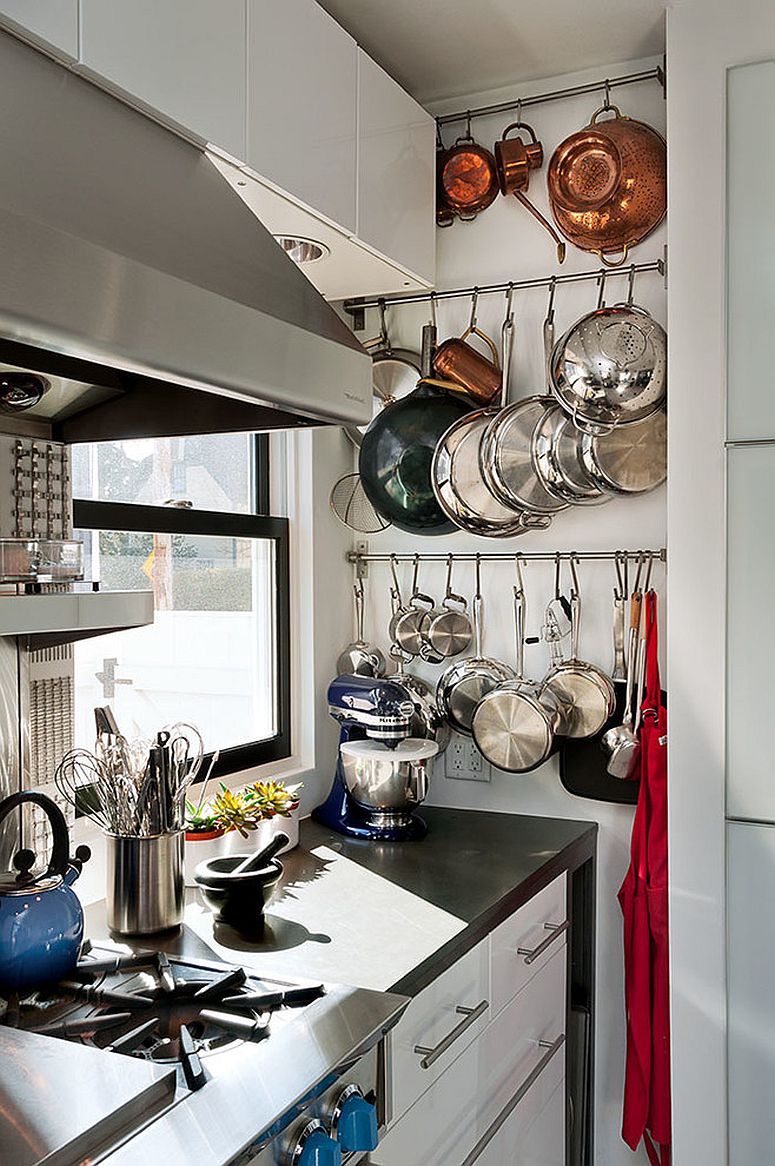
0, 31, 370, 443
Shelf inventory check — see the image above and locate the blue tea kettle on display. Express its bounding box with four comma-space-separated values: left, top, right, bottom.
0, 789, 90, 992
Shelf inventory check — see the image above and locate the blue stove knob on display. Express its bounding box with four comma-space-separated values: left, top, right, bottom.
333, 1086, 379, 1154
290, 1119, 341, 1166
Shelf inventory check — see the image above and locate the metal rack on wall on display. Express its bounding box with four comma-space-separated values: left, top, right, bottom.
347, 546, 667, 579
343, 258, 666, 327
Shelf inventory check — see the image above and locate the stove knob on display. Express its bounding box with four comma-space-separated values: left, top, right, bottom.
331, 1084, 379, 1154
289, 1119, 341, 1166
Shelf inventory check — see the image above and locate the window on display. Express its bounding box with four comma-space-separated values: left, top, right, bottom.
71, 434, 290, 780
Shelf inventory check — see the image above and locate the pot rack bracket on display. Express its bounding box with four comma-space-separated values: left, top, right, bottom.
348, 546, 667, 581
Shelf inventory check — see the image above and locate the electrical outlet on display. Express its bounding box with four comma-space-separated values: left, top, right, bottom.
445, 736, 490, 782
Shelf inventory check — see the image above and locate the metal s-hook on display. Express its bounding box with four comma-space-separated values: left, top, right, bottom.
553, 552, 562, 601
603, 78, 612, 110
514, 551, 525, 599
429, 290, 438, 332
469, 287, 479, 331
568, 552, 580, 600
643, 550, 655, 594
596, 269, 608, 310
377, 298, 390, 350
389, 554, 402, 602
475, 552, 482, 600
614, 551, 626, 601
465, 109, 473, 141
626, 263, 637, 306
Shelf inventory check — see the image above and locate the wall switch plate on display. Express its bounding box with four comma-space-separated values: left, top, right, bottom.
445, 736, 490, 782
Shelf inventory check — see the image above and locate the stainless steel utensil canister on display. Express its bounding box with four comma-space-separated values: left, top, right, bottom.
106, 831, 185, 935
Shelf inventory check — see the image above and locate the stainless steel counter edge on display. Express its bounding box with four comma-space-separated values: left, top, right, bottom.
98, 983, 408, 1166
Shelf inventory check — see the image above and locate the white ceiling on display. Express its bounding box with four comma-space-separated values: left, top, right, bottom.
318, 0, 666, 106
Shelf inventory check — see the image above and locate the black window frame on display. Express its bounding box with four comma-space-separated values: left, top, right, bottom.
72, 434, 290, 782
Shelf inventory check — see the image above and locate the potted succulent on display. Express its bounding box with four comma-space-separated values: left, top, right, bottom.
184, 780, 302, 883
222, 780, 303, 858
183, 801, 227, 887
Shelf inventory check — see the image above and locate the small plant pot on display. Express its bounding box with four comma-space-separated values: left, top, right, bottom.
184, 827, 227, 887
222, 808, 299, 859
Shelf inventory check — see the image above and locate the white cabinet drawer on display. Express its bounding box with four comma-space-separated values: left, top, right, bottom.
490, 873, 567, 1017
377, 948, 565, 1166
476, 1077, 565, 1166
390, 938, 490, 1120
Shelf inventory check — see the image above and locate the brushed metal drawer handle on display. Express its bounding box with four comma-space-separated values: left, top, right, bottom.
460, 1033, 566, 1165
517, 919, 569, 965
413, 999, 489, 1069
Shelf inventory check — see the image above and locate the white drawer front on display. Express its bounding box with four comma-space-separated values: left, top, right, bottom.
476, 1077, 565, 1166
378, 947, 566, 1166
390, 938, 490, 1120
490, 873, 567, 1016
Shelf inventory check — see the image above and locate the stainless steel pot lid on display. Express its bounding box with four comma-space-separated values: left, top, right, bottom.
438, 664, 515, 735
480, 396, 568, 515
581, 408, 667, 495
532, 404, 609, 507
432, 408, 536, 537
472, 683, 553, 772
345, 348, 422, 448
550, 305, 666, 432
340, 738, 439, 761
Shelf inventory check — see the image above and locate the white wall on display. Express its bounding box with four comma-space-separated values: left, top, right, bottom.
308, 57, 666, 1166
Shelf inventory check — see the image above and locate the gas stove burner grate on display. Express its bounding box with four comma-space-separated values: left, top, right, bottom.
9, 944, 325, 1094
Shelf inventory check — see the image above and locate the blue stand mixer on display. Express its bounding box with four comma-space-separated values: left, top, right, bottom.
313, 675, 437, 841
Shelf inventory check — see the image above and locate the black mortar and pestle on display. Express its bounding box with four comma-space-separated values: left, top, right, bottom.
193, 832, 288, 936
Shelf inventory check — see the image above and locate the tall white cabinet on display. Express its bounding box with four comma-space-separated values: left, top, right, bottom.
668, 7, 775, 1165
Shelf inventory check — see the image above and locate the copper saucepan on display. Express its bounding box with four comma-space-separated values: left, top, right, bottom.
547, 103, 666, 267
494, 120, 566, 263
437, 119, 499, 222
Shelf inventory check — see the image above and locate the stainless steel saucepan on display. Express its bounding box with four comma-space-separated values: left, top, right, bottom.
540, 556, 615, 738
420, 555, 473, 659
437, 556, 515, 736
472, 556, 569, 773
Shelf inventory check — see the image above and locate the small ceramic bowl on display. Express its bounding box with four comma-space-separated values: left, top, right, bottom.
193, 855, 282, 936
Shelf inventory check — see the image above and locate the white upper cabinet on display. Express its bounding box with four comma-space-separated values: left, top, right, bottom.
79, 0, 247, 158
727, 60, 775, 441
0, 1, 77, 59
246, 0, 357, 233
357, 50, 435, 284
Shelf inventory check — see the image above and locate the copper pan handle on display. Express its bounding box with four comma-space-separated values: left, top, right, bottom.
597, 244, 631, 269
458, 324, 501, 370
512, 191, 566, 264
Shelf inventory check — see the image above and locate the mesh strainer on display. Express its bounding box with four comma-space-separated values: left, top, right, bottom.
330, 472, 391, 534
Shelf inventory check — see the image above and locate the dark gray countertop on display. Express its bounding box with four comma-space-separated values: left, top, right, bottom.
299, 808, 596, 993
89, 808, 596, 998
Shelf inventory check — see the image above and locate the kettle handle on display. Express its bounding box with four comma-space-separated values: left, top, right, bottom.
0, 790, 70, 880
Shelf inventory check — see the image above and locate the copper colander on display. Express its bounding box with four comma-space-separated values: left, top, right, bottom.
547, 105, 666, 266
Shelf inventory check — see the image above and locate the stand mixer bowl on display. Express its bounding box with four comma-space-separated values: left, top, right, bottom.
340, 738, 439, 829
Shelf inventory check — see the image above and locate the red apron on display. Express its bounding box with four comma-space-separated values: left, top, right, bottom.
618, 591, 671, 1165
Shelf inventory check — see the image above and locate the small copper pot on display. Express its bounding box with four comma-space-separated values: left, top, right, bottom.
433, 325, 502, 405
547, 104, 666, 266
494, 121, 544, 195
437, 133, 499, 221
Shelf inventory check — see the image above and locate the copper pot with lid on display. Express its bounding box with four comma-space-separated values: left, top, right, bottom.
547, 102, 666, 266
437, 117, 499, 222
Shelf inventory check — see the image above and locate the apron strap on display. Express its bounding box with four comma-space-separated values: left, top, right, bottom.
643, 1130, 670, 1166
642, 590, 661, 719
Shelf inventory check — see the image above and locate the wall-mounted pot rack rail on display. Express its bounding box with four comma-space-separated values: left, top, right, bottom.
343, 258, 665, 328
348, 547, 667, 579
435, 64, 665, 131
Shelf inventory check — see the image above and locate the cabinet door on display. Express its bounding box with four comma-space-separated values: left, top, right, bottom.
727, 61, 775, 441
727, 821, 775, 1165
79, 0, 247, 157
247, 0, 357, 232
357, 49, 435, 283
478, 1080, 565, 1166
726, 444, 775, 819
0, 1, 77, 58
